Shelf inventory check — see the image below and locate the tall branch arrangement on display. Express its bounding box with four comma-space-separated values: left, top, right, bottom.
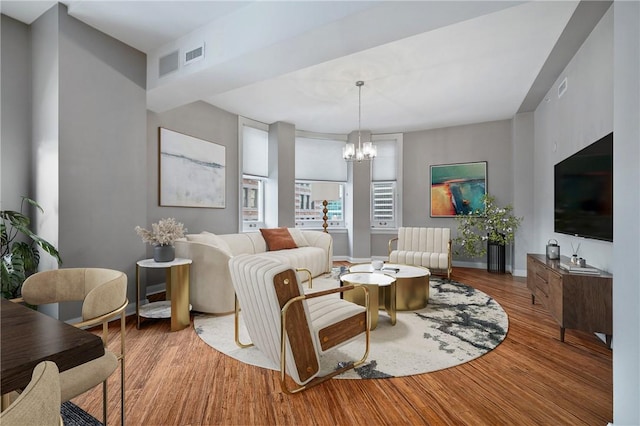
454, 194, 522, 258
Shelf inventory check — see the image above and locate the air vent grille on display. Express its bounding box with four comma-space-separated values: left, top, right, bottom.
184, 43, 205, 65
558, 77, 568, 98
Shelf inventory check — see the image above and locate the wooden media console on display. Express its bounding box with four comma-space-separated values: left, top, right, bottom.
526, 253, 612, 347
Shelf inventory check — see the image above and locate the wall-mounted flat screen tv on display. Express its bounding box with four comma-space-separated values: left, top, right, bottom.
554, 132, 613, 242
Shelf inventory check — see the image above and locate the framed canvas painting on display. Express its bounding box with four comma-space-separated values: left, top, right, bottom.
430, 161, 487, 217
159, 127, 225, 208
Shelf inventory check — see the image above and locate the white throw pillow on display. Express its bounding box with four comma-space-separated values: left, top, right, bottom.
287, 228, 309, 247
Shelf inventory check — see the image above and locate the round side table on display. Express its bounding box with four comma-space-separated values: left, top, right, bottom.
136, 258, 192, 332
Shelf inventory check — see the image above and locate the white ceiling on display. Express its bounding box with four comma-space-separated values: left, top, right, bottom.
2, 1, 597, 134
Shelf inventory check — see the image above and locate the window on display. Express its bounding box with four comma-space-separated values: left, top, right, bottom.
372, 181, 396, 226
294, 181, 345, 228
371, 135, 402, 228
240, 119, 268, 230
242, 176, 264, 224
294, 133, 347, 228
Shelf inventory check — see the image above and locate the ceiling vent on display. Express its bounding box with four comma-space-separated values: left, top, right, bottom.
159, 50, 179, 78
558, 77, 568, 98
184, 43, 205, 66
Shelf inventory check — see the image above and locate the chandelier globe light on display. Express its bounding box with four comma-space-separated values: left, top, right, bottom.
343, 81, 377, 162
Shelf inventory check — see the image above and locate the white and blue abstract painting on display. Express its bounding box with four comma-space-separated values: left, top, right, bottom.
159, 128, 225, 208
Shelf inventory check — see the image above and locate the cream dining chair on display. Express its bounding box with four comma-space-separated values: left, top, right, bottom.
20, 268, 127, 425
0, 361, 62, 426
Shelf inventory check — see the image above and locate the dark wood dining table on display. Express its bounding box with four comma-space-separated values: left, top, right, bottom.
1, 298, 105, 394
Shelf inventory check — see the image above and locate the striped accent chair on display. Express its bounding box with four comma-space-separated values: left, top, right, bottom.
388, 227, 452, 279
229, 254, 370, 394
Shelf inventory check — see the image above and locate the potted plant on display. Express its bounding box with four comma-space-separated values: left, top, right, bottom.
135, 218, 186, 262
1, 197, 62, 299
454, 194, 522, 272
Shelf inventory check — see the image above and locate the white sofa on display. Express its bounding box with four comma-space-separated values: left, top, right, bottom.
174, 229, 333, 314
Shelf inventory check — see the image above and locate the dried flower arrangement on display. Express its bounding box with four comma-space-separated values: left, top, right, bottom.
135, 218, 186, 247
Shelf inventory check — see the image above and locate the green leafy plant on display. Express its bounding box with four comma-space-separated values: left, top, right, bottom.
1, 197, 62, 299
454, 194, 522, 258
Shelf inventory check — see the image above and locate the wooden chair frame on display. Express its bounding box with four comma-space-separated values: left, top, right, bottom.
74, 300, 127, 426
279, 284, 370, 394
231, 260, 370, 394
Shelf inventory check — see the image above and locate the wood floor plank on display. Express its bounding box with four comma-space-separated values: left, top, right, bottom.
71, 266, 612, 425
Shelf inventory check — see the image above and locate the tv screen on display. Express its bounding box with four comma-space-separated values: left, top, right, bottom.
554, 132, 613, 242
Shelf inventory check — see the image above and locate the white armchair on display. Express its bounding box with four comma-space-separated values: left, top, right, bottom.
388, 227, 452, 279
229, 254, 370, 394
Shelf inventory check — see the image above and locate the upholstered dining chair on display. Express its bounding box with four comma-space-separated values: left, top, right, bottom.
20, 268, 127, 425
229, 255, 371, 394
0, 360, 62, 426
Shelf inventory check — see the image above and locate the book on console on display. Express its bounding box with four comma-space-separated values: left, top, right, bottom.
559, 262, 600, 275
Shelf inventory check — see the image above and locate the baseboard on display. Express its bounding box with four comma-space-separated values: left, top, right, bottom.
452, 260, 485, 269
513, 268, 527, 277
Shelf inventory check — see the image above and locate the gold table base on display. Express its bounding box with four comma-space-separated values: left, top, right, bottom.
395, 275, 430, 311
341, 275, 396, 330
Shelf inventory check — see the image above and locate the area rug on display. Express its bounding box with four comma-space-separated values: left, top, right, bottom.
194, 276, 508, 378
61, 401, 102, 425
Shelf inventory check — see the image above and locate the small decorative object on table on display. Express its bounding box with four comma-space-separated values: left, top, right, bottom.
570, 242, 581, 264
546, 239, 560, 260
135, 218, 186, 262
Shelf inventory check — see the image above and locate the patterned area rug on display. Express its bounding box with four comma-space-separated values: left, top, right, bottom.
61, 401, 102, 425
194, 276, 508, 378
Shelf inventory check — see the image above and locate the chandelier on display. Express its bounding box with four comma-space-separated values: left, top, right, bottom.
343, 81, 377, 162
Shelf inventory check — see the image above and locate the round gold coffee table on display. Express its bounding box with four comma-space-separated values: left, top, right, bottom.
349, 263, 431, 311
340, 272, 396, 330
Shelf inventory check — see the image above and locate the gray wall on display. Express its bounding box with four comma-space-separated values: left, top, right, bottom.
31, 6, 60, 278
56, 5, 147, 320
1, 16, 31, 211
511, 112, 535, 276
532, 6, 613, 272
269, 121, 296, 228
5, 5, 148, 320
400, 119, 514, 267
612, 2, 640, 424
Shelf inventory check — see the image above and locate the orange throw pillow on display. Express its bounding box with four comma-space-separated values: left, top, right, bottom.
260, 227, 298, 251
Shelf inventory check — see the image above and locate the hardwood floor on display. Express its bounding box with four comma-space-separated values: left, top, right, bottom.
73, 267, 612, 425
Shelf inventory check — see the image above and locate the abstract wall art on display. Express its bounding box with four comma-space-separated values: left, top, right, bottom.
159, 127, 225, 208
430, 161, 487, 217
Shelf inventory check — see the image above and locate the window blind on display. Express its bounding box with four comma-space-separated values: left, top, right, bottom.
295, 137, 347, 181
242, 126, 268, 177
372, 139, 397, 181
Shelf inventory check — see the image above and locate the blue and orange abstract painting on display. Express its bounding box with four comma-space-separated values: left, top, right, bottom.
430, 162, 487, 217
